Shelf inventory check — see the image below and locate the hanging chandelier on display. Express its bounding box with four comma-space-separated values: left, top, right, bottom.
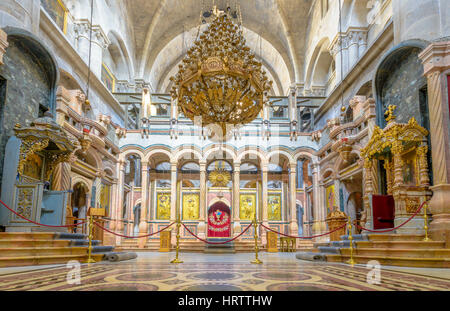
170, 7, 273, 136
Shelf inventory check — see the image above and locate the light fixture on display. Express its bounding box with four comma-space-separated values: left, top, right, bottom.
170, 6, 273, 137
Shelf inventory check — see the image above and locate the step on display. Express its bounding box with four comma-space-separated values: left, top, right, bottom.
55, 233, 88, 240
340, 248, 450, 259
355, 241, 446, 249
340, 234, 369, 241
0, 232, 56, 240
0, 239, 70, 248
0, 254, 105, 268
0, 247, 89, 258
325, 254, 450, 268
367, 234, 426, 242
317, 246, 341, 254
69, 239, 101, 246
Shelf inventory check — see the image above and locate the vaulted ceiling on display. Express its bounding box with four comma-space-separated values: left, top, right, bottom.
123, 0, 313, 93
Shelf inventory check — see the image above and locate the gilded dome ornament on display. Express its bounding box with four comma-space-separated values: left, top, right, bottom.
208, 168, 231, 187
170, 7, 273, 139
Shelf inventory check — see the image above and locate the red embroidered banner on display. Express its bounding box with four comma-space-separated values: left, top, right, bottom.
207, 202, 231, 238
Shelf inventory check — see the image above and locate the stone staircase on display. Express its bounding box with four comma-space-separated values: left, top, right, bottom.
296, 233, 450, 268
204, 238, 236, 253
0, 232, 132, 268
118, 238, 314, 253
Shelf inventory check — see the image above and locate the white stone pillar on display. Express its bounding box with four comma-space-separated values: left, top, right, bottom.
73, 21, 110, 79
347, 32, 359, 69
198, 162, 207, 239
233, 163, 241, 236
138, 161, 149, 248
311, 163, 321, 235
261, 165, 269, 245
116, 160, 126, 233
170, 162, 178, 223
289, 164, 299, 236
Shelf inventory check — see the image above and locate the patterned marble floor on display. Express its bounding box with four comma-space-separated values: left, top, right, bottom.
0, 252, 449, 291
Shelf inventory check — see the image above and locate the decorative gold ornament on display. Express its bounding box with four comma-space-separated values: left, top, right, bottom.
208, 168, 231, 187
385, 105, 397, 123
170, 12, 273, 136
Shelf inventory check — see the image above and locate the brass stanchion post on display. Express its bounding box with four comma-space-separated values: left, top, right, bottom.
423, 202, 431, 242
86, 215, 96, 264
347, 216, 355, 266
251, 213, 263, 264
170, 180, 183, 264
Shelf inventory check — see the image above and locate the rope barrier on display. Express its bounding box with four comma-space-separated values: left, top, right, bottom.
356, 201, 427, 233
0, 198, 87, 228
94, 221, 175, 239
260, 222, 347, 239
182, 223, 253, 244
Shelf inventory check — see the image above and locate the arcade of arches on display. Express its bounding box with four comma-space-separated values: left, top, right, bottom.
0, 0, 449, 292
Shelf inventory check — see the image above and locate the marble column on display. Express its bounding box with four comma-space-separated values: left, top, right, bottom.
170, 162, 178, 223
419, 41, 450, 244
198, 162, 207, 239
289, 164, 299, 236
261, 165, 269, 245
0, 29, 8, 66
109, 181, 118, 231
138, 162, 149, 248
232, 163, 241, 236
311, 163, 321, 235
116, 160, 126, 233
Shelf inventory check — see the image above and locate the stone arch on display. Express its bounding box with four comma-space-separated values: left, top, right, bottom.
208, 197, 231, 208
144, 147, 174, 164
119, 148, 145, 162
105, 30, 134, 82
236, 148, 267, 166
293, 149, 319, 165
174, 146, 202, 164
203, 145, 237, 164
321, 166, 335, 180
305, 37, 331, 90
147, 24, 291, 95
1, 26, 59, 115
267, 149, 295, 168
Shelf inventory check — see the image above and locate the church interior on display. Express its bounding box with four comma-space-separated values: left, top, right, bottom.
0, 0, 449, 293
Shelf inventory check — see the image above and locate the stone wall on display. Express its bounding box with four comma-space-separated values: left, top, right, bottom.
379, 47, 427, 126
0, 36, 54, 189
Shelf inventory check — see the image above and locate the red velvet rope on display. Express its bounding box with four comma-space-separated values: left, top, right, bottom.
260, 222, 348, 239
94, 221, 175, 238
0, 198, 86, 228
182, 223, 253, 244
356, 201, 427, 233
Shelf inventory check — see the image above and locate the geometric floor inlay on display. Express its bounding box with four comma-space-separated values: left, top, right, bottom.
0, 252, 449, 291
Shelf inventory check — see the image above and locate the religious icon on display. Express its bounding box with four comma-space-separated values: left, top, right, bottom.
157, 193, 171, 220
268, 194, 282, 220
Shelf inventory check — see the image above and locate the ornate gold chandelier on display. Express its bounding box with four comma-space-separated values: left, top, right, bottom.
170, 8, 273, 136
